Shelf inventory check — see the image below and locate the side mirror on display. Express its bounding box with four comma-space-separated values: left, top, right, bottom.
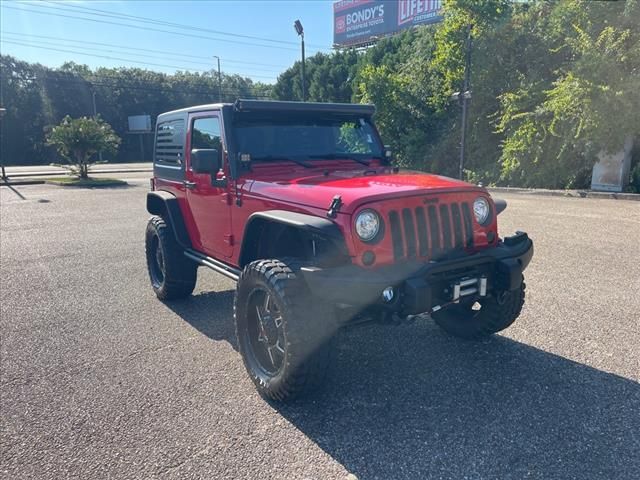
191, 148, 221, 174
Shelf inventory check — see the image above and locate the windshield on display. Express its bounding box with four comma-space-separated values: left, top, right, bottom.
233, 116, 384, 161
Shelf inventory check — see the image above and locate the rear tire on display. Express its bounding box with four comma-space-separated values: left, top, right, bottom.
145, 216, 197, 300
432, 279, 526, 339
234, 258, 334, 401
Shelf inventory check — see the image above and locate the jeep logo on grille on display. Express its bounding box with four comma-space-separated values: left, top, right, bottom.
423, 198, 439, 204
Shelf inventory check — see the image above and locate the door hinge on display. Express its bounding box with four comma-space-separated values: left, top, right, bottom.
224, 234, 235, 246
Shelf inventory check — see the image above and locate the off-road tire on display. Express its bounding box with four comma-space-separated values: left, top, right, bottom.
432, 279, 526, 339
234, 258, 334, 401
145, 216, 197, 300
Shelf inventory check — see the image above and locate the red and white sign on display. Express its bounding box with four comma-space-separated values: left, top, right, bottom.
398, 0, 442, 26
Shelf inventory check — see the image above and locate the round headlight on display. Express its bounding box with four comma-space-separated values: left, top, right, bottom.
355, 209, 380, 242
473, 197, 491, 225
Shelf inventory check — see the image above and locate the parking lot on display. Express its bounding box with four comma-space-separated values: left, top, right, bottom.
1, 178, 639, 480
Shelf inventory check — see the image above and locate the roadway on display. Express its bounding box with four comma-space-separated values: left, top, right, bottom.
1, 178, 639, 479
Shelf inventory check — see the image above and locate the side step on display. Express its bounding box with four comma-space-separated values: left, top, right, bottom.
184, 249, 241, 282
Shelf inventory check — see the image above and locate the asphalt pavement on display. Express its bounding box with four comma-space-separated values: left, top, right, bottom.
1, 178, 639, 480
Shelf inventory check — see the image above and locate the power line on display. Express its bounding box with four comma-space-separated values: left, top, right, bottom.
1, 40, 280, 80
1, 34, 286, 74
39, 0, 331, 50
1, 36, 213, 68
1, 30, 291, 70
2, 4, 329, 54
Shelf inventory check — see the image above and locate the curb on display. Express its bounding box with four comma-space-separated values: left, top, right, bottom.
1, 179, 46, 186
487, 186, 640, 201
45, 179, 129, 188
6, 168, 152, 178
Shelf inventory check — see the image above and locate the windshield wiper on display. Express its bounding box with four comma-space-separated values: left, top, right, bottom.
309, 153, 370, 166
251, 155, 313, 168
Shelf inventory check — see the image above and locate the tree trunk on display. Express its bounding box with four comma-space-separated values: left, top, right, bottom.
74, 151, 89, 179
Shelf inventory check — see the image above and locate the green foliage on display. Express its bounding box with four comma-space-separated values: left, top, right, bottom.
46, 116, 121, 178
354, 0, 639, 188
0, 55, 270, 165
273, 50, 360, 102
494, 0, 640, 187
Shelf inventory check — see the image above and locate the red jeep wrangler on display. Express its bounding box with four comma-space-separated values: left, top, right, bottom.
145, 100, 533, 401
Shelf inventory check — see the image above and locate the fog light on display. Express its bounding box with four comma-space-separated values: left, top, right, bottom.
362, 250, 376, 266
382, 287, 395, 302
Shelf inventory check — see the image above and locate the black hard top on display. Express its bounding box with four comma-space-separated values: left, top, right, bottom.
233, 99, 375, 115
158, 99, 375, 121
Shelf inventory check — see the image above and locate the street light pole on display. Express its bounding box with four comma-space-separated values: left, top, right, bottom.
213, 55, 222, 102
294, 20, 306, 102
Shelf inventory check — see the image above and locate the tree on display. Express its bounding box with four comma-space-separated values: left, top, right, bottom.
1, 55, 271, 165
273, 51, 360, 103
495, 0, 640, 188
46, 116, 121, 178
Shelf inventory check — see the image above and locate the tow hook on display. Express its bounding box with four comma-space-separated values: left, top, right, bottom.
327, 195, 343, 218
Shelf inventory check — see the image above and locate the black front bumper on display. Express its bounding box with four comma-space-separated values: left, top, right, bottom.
300, 231, 533, 315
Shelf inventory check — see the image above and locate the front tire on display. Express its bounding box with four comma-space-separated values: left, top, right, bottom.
432, 279, 526, 339
145, 216, 197, 300
234, 259, 334, 401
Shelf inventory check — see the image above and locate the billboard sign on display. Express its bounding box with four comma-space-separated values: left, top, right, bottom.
128, 114, 152, 133
333, 0, 443, 47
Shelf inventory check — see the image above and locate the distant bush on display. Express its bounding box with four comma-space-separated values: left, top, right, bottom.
46, 116, 121, 178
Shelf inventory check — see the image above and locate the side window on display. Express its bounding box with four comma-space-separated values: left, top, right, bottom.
192, 117, 222, 151
155, 119, 185, 165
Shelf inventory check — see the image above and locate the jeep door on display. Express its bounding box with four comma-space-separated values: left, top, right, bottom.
184, 112, 233, 258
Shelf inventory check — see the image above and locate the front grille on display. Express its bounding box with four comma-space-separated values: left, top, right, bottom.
388, 202, 474, 260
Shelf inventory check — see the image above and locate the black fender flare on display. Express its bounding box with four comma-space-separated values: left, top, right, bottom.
146, 191, 192, 249
494, 198, 507, 215
239, 210, 348, 267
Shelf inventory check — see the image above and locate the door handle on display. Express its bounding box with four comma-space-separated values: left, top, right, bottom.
183, 180, 197, 190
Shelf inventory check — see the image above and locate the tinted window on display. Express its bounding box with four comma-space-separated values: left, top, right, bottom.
192, 117, 222, 150
155, 119, 185, 164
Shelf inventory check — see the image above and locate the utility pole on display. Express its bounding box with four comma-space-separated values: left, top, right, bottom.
0, 107, 6, 181
213, 55, 222, 102
1, 77, 6, 180
92, 91, 103, 162
452, 24, 473, 180
294, 20, 306, 101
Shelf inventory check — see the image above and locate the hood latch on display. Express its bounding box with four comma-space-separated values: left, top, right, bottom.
327, 195, 343, 219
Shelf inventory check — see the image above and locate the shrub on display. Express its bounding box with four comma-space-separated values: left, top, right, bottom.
46, 116, 121, 178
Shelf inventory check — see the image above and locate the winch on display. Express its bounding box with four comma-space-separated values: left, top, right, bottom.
452, 276, 487, 303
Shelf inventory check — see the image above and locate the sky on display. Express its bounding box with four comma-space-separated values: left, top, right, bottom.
0, 0, 337, 83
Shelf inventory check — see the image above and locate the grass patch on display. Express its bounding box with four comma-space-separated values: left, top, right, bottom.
45, 176, 128, 188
